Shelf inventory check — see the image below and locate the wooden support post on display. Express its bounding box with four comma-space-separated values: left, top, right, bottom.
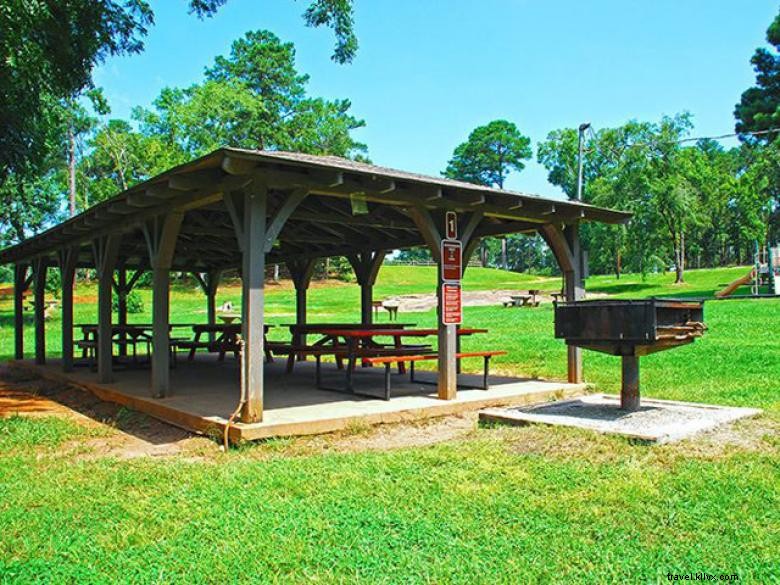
58, 247, 78, 372
347, 250, 386, 325
32, 258, 48, 365
206, 270, 221, 343
240, 184, 267, 423
288, 258, 317, 350
93, 236, 121, 383
408, 206, 457, 399
115, 263, 128, 357
194, 269, 222, 343
143, 213, 184, 398
13, 264, 29, 360
621, 354, 640, 411
564, 225, 584, 383
540, 223, 585, 384
113, 262, 147, 356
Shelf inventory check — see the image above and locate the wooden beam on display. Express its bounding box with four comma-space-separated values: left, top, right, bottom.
58, 247, 79, 372
143, 212, 184, 398
223, 191, 245, 252
406, 205, 442, 262
264, 187, 309, 252
32, 258, 48, 365
92, 235, 121, 383
460, 210, 485, 246
347, 250, 386, 324
13, 264, 29, 360
222, 155, 258, 176
406, 206, 456, 399
539, 223, 584, 383
240, 184, 267, 423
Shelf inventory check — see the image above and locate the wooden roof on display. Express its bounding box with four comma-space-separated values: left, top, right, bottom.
0, 148, 630, 271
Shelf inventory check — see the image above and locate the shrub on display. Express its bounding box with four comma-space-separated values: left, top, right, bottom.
112, 290, 145, 314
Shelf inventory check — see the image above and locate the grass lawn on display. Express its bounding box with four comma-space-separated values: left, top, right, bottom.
0, 265, 778, 582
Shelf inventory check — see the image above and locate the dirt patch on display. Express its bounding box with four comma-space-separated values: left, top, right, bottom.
0, 365, 213, 460
380, 289, 607, 313
305, 413, 477, 453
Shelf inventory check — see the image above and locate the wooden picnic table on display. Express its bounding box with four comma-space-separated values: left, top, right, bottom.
283, 322, 416, 371
507, 289, 541, 308
315, 327, 488, 392
76, 323, 157, 366
179, 323, 273, 362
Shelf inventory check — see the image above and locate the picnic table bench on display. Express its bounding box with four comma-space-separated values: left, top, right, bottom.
363, 350, 507, 399
311, 327, 488, 396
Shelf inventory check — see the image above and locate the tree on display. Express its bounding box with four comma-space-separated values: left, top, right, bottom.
0, 96, 65, 246
135, 30, 366, 161
444, 120, 532, 269
0, 1, 357, 242
0, 1, 153, 190
735, 9, 780, 139
444, 120, 532, 189
539, 114, 704, 282
78, 120, 182, 208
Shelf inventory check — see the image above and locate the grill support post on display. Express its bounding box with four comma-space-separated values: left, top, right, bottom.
621, 354, 640, 411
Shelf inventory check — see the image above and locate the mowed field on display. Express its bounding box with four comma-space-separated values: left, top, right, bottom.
0, 265, 778, 582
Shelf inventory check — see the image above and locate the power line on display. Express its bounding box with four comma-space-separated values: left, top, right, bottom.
582, 125, 780, 159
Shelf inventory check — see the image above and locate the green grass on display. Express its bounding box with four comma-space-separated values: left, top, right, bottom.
0, 430, 777, 582
0, 264, 778, 582
0, 415, 86, 452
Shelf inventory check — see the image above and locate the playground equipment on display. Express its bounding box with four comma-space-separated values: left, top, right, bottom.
715, 242, 780, 298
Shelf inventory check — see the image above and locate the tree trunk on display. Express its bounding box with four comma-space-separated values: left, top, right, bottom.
68, 123, 77, 217
501, 238, 508, 270
615, 247, 622, 280
675, 232, 685, 284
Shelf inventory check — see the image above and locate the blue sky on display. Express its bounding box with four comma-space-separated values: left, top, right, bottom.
94, 0, 778, 198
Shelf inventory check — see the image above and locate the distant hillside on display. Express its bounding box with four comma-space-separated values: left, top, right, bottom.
374, 266, 558, 296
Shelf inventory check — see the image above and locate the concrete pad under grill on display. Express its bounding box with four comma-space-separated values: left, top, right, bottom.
479, 394, 761, 444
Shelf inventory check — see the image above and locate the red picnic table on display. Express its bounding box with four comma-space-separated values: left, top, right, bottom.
314, 327, 488, 392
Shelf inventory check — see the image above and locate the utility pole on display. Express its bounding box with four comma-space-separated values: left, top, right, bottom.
576, 122, 591, 201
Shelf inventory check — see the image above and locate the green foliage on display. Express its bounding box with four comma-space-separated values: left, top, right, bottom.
443, 119, 533, 275
112, 290, 145, 315
538, 114, 775, 280
190, 0, 357, 64
133, 30, 366, 163
444, 119, 532, 189
0, 0, 153, 190
734, 8, 780, 139
0, 1, 358, 240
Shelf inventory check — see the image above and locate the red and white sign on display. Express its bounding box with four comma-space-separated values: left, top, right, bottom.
441, 240, 462, 282
445, 211, 458, 240
442, 283, 462, 325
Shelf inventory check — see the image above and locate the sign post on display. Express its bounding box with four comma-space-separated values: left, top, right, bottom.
438, 212, 461, 400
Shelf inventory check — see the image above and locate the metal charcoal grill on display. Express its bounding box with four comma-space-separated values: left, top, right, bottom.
554, 299, 706, 410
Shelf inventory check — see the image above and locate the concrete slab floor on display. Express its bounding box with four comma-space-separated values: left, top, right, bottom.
9, 356, 586, 440
479, 394, 762, 444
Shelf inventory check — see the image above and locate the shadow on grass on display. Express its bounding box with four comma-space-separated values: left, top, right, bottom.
0, 366, 190, 446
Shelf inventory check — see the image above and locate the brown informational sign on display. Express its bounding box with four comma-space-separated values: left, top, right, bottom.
441, 240, 462, 282
445, 211, 457, 240
442, 283, 462, 325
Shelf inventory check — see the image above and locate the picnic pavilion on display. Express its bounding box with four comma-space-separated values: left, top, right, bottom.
0, 148, 630, 440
